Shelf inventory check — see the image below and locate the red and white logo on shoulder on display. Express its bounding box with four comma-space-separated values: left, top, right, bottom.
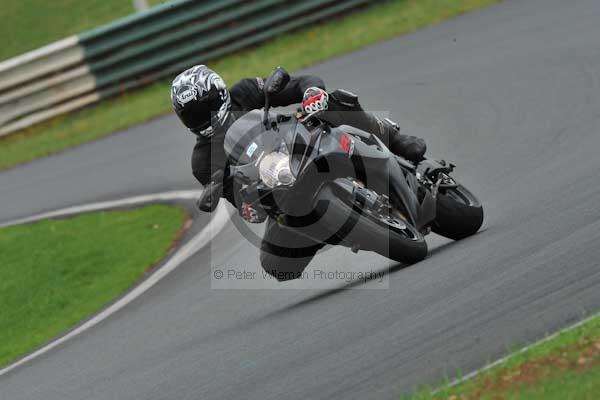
302, 87, 329, 115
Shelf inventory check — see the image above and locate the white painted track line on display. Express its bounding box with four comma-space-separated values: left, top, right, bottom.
439, 311, 600, 392
0, 191, 231, 377
0, 190, 202, 228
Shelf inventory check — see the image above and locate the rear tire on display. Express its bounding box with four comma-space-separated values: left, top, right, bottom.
432, 184, 483, 240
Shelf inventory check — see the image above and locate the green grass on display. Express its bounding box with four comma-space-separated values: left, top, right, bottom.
406, 312, 600, 400
0, 204, 187, 367
0, 0, 497, 172
147, 0, 171, 6
0, 1, 135, 61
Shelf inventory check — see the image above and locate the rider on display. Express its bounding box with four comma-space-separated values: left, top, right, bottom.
171, 65, 426, 280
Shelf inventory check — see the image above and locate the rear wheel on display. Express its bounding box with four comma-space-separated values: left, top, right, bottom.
432, 181, 483, 240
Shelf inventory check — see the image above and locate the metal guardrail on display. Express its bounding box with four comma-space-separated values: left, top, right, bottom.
0, 0, 374, 136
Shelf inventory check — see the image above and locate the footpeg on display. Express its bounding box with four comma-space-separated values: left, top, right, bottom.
423, 159, 455, 181
416, 189, 436, 231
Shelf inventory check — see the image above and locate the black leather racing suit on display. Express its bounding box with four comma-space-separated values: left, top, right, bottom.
190, 74, 426, 281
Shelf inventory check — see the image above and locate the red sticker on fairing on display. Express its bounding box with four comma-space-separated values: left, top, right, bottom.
339, 134, 353, 155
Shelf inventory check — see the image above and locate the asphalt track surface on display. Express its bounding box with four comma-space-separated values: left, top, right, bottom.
2, 0, 600, 398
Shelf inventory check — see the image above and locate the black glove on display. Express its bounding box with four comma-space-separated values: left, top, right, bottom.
197, 170, 224, 212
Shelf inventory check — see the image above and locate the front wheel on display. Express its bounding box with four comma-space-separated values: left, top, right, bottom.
432, 182, 484, 240
314, 185, 428, 265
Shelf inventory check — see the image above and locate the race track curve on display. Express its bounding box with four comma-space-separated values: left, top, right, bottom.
1, 0, 600, 398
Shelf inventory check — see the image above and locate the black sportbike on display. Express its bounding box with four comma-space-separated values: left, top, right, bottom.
203, 68, 483, 264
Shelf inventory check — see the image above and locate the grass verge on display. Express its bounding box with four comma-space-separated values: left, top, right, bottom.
0, 0, 497, 172
406, 312, 600, 400
0, 204, 187, 367
0, 0, 136, 61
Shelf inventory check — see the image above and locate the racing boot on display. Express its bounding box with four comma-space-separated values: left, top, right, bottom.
380, 118, 426, 164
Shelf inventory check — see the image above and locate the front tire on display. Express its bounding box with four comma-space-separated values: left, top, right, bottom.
314, 185, 428, 265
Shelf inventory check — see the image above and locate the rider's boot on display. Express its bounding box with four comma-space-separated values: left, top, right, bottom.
380, 118, 427, 164
326, 89, 426, 163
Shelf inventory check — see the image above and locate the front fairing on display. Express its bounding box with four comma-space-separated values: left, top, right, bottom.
290, 124, 420, 224
225, 110, 314, 182
224, 111, 419, 225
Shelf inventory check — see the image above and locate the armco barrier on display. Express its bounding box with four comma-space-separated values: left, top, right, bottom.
0, 0, 375, 137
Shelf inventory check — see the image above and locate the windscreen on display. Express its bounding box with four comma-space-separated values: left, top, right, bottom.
224, 110, 269, 166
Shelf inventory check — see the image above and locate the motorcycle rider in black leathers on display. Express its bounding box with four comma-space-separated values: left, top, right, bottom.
171, 65, 426, 281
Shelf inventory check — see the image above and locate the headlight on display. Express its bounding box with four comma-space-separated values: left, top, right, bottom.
259, 151, 295, 188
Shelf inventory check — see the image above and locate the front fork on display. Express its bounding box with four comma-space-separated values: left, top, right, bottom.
386, 156, 462, 233
414, 158, 459, 232
386, 155, 422, 227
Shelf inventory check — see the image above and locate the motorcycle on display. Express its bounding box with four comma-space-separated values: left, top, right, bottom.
200, 67, 483, 265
